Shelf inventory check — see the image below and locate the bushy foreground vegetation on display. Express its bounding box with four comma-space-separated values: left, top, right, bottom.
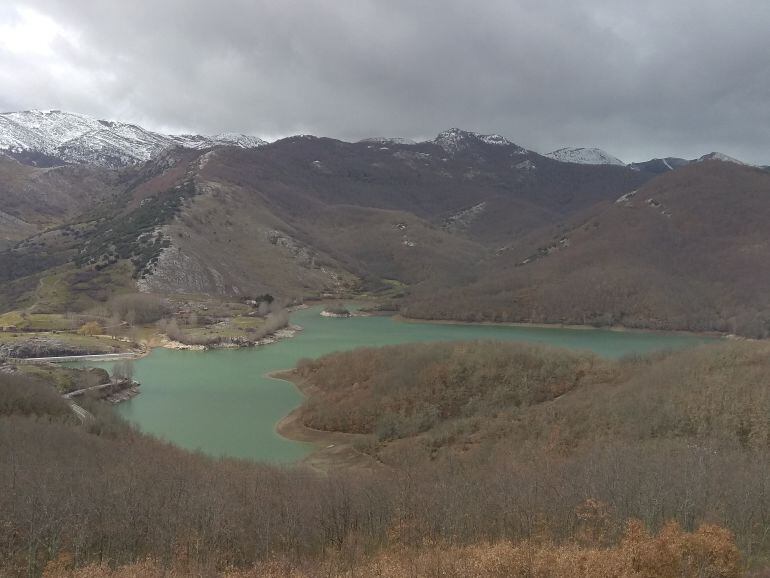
296, 341, 598, 438
294, 340, 770, 454
3, 342, 768, 576
0, 372, 73, 418
292, 341, 770, 563
42, 522, 742, 577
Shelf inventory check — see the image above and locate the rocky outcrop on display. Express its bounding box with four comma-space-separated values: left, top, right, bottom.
0, 337, 120, 359
137, 245, 227, 295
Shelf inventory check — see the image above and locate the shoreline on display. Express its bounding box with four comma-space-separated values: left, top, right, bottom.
21, 302, 726, 468
298, 297, 727, 338
7, 323, 304, 363
393, 314, 727, 339
156, 324, 302, 351
269, 306, 724, 469
269, 369, 384, 473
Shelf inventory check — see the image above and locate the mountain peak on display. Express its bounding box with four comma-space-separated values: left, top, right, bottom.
545, 147, 625, 166
697, 152, 745, 165
431, 128, 520, 153
0, 110, 266, 168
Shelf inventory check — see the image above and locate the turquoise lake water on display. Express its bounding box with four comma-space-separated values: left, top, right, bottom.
76, 307, 715, 462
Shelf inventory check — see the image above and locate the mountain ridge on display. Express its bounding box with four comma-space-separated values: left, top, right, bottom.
0, 109, 266, 168
0, 132, 651, 311
0, 109, 759, 172
2, 109, 768, 337
403, 160, 770, 337
545, 146, 625, 166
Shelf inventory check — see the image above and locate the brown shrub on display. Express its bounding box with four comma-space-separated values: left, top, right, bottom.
44, 521, 743, 578
77, 321, 102, 336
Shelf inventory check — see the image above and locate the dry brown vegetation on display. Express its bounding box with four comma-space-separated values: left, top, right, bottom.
405, 161, 770, 337
294, 340, 770, 455
0, 371, 73, 417
104, 293, 169, 325
4, 141, 770, 341
41, 521, 742, 577
158, 308, 289, 346
6, 132, 769, 344
295, 341, 598, 439
76, 321, 102, 336
0, 133, 652, 310
291, 340, 770, 564
9, 363, 109, 394
0, 154, 121, 229
3, 341, 770, 576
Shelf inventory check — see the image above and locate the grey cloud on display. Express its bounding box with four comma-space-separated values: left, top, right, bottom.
2, 0, 770, 164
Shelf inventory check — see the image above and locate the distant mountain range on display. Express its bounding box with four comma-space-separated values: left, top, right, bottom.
1, 109, 769, 337
0, 110, 756, 170
0, 110, 266, 168
0, 122, 650, 309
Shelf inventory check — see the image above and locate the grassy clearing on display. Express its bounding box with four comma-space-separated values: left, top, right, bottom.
0, 289, 287, 356
0, 311, 75, 331
0, 262, 137, 316
176, 315, 267, 342
12, 363, 109, 393
31, 263, 136, 313
152, 294, 291, 346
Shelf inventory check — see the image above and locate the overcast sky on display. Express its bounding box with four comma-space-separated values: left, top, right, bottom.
1, 0, 769, 164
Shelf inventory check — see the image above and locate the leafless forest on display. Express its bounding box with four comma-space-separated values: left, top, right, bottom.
2, 341, 766, 575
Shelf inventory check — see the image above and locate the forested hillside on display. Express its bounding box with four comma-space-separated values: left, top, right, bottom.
0, 128, 652, 313
3, 120, 770, 336
404, 161, 770, 337
287, 340, 770, 568
0, 346, 752, 576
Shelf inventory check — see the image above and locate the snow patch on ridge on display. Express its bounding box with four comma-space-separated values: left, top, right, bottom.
545, 147, 625, 166
0, 110, 267, 168
430, 128, 525, 155
615, 190, 638, 204
697, 152, 746, 165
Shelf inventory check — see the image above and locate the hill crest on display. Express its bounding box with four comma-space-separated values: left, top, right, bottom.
0, 109, 266, 168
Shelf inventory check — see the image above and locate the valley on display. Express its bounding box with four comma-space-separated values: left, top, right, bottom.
0, 313, 756, 577
4, 0, 770, 574
65, 305, 712, 462
2, 112, 768, 340
403, 161, 770, 337
0, 110, 767, 576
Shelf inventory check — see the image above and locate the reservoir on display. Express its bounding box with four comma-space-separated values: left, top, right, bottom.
78, 306, 715, 463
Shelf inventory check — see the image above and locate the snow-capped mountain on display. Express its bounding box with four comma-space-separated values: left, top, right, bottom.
696, 152, 745, 165
429, 128, 526, 154
0, 110, 266, 168
170, 132, 268, 150
544, 147, 625, 166
629, 153, 747, 174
